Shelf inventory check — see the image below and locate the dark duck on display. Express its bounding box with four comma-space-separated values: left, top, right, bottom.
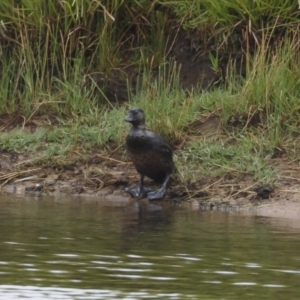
124, 107, 175, 200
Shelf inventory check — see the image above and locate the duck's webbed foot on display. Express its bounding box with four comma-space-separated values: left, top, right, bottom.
147, 187, 166, 200
147, 175, 170, 200
124, 175, 152, 198
125, 185, 152, 198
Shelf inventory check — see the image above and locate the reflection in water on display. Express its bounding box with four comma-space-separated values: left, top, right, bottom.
0, 195, 300, 299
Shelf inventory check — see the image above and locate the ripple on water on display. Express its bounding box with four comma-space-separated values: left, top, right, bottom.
56, 254, 79, 257
0, 285, 196, 299
232, 282, 257, 286
1, 195, 300, 299
214, 271, 238, 275
4, 241, 23, 245
49, 270, 69, 274
245, 263, 261, 268
273, 269, 300, 274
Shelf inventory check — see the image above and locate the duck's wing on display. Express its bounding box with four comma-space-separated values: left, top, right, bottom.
159, 142, 173, 162
145, 130, 173, 159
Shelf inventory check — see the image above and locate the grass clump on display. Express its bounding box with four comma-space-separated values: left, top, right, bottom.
169, 0, 299, 48
178, 133, 277, 185
128, 60, 193, 142
223, 40, 300, 149
0, 106, 129, 166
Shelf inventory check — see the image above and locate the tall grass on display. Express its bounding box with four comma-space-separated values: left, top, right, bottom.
223, 39, 300, 146
0, 0, 125, 115
128, 59, 192, 142
0, 0, 299, 117
167, 0, 299, 37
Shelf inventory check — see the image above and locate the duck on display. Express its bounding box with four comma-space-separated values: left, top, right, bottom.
124, 107, 175, 200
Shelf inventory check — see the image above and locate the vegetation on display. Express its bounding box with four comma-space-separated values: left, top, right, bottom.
1, 0, 300, 193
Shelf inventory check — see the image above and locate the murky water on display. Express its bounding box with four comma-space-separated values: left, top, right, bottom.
0, 195, 300, 299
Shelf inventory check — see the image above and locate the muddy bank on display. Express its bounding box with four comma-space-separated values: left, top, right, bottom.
2, 154, 300, 221
1, 127, 300, 222
1, 144, 300, 211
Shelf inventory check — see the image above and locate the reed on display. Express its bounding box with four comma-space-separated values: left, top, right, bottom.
1, 0, 298, 116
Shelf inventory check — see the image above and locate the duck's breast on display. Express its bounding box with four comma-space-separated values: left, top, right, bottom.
126, 129, 174, 181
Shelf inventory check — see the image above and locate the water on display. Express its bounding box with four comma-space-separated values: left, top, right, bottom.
0, 195, 300, 299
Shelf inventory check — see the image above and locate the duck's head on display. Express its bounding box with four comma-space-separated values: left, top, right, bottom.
125, 107, 145, 127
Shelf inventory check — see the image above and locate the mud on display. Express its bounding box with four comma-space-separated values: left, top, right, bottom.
2, 154, 300, 222
1, 138, 300, 213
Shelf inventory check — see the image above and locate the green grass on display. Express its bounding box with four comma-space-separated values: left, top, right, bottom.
169, 0, 299, 30
1, 0, 299, 116
0, 107, 128, 166
177, 132, 278, 185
